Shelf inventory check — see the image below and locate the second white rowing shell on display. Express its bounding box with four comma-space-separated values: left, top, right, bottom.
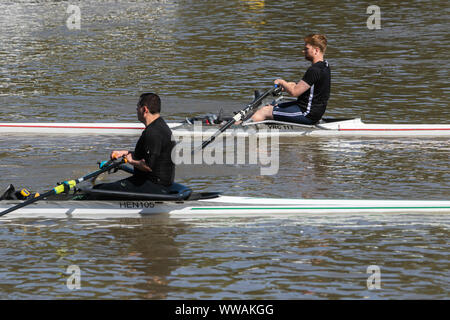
1, 118, 450, 137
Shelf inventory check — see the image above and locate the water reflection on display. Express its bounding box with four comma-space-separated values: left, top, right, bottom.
0, 217, 188, 299
99, 217, 185, 299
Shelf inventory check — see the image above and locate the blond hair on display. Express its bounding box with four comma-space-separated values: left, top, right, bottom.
304, 34, 327, 53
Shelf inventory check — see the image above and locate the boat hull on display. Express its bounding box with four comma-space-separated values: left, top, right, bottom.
1, 118, 449, 137
1, 196, 449, 219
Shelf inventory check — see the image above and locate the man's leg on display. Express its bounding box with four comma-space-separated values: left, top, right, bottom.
93, 176, 170, 194
251, 105, 274, 122
272, 102, 317, 125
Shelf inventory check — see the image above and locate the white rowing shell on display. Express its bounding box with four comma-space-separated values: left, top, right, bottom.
1, 196, 449, 219
1, 118, 450, 137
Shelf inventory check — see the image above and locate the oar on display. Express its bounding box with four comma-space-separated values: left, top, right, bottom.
197, 84, 282, 151
0, 157, 126, 217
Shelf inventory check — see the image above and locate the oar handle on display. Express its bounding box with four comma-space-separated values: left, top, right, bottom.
77, 158, 126, 183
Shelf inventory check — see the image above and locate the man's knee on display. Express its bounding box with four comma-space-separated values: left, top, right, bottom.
252, 105, 273, 121
262, 105, 273, 112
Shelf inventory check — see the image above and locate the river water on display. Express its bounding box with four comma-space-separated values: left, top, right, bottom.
0, 0, 449, 300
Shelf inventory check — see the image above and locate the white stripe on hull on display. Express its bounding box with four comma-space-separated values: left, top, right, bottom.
1, 196, 449, 219
1, 119, 449, 137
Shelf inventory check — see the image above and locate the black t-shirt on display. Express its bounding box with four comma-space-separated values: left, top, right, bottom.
296, 60, 331, 122
133, 117, 175, 186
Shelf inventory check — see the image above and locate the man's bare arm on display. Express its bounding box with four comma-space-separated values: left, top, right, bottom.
125, 153, 152, 172
275, 79, 311, 97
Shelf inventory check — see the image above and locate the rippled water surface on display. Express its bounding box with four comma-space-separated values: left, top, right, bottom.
1, 214, 449, 299
0, 0, 449, 299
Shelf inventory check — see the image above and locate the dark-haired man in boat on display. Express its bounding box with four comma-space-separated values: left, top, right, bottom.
252, 34, 331, 125
94, 92, 175, 194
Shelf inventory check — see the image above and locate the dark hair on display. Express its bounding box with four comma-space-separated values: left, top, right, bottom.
137, 93, 161, 114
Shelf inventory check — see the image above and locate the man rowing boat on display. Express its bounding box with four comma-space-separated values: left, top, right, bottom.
95, 93, 176, 194
251, 34, 331, 125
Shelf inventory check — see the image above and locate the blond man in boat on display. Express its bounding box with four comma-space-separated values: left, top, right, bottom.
252, 34, 331, 125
